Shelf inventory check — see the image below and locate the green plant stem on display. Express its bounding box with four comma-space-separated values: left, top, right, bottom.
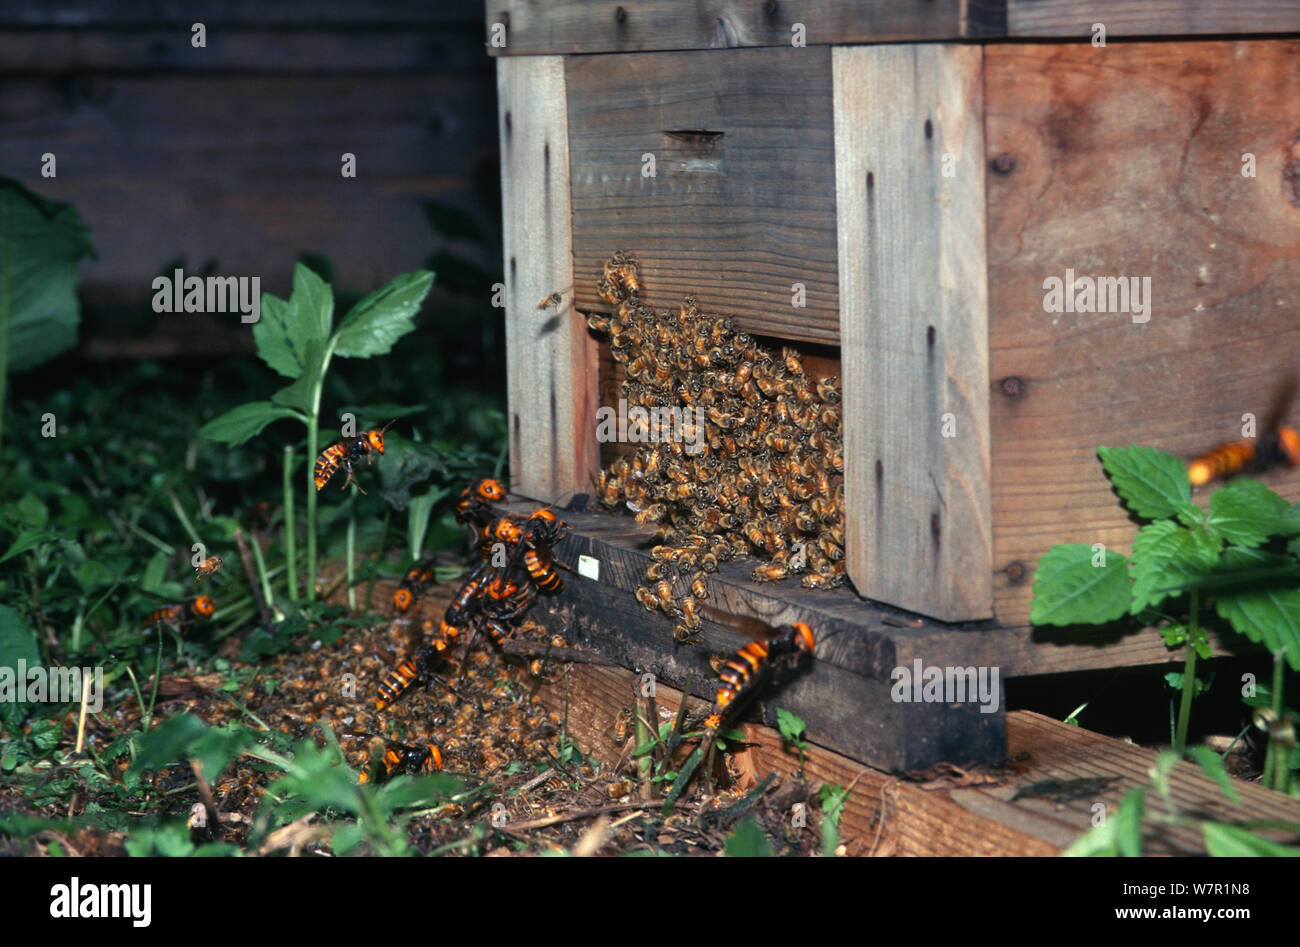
306, 416, 319, 602
1174, 589, 1199, 755
347, 485, 357, 612
284, 445, 298, 603
249, 530, 275, 614
1265, 650, 1286, 792
166, 489, 203, 548
366, 508, 390, 612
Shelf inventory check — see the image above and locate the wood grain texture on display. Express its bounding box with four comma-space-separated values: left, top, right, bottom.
487, 0, 983, 56
498, 57, 600, 502
1008, 0, 1300, 37
985, 41, 1300, 631
566, 46, 841, 345
0, 29, 490, 74
0, 74, 497, 308
508, 502, 1007, 770
834, 44, 993, 622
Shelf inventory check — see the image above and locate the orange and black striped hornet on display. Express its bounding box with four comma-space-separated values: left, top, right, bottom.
699, 606, 816, 732
193, 555, 222, 585
144, 595, 215, 628
393, 561, 436, 614
313, 420, 395, 494
455, 477, 507, 528
357, 737, 443, 784
1187, 378, 1300, 488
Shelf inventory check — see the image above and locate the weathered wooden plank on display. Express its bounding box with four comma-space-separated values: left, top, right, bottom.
0, 74, 497, 308
566, 46, 841, 345
487, 0, 987, 56
0, 0, 467, 27
833, 44, 993, 623
498, 57, 599, 502
985, 41, 1300, 632
509, 503, 1007, 770
0, 29, 490, 74
1008, 0, 1300, 37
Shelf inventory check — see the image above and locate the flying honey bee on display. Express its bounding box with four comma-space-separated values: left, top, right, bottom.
193, 555, 222, 585
537, 290, 565, 311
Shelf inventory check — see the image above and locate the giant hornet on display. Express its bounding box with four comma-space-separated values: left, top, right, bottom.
144, 595, 215, 628
700, 607, 816, 733
313, 420, 395, 494
356, 736, 443, 784
1187, 378, 1300, 488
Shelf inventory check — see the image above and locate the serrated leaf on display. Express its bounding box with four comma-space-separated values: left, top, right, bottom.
1174, 501, 1204, 529
1030, 544, 1131, 626
332, 270, 433, 359
1186, 746, 1241, 803
1098, 445, 1191, 520
270, 338, 326, 414
1212, 547, 1300, 671
1203, 822, 1300, 856
251, 264, 333, 379
1208, 479, 1300, 548
776, 708, 805, 742
0, 177, 96, 372
1128, 520, 1219, 614
0, 605, 40, 729
198, 401, 302, 447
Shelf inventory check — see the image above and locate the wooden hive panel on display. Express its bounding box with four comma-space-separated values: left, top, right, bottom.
985, 40, 1300, 631
565, 46, 842, 345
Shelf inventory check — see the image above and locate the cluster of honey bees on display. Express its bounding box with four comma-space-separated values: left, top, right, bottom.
586, 252, 846, 642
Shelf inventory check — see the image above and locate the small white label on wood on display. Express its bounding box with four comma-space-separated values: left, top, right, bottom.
578, 555, 600, 581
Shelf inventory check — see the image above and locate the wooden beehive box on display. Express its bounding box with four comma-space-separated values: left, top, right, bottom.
488, 1, 1300, 770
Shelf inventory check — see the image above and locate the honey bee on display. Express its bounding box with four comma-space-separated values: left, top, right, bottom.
674, 623, 701, 645
752, 563, 790, 582
607, 780, 635, 799
690, 573, 709, 600
193, 555, 222, 585
537, 291, 564, 311
681, 595, 702, 629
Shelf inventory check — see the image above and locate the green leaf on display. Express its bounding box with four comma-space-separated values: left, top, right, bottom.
1212, 547, 1300, 671
270, 338, 326, 414
1128, 520, 1219, 614
1208, 480, 1300, 549
1114, 786, 1147, 857
1097, 445, 1191, 520
198, 401, 302, 447
776, 708, 806, 743
333, 270, 434, 359
1203, 822, 1300, 856
0, 605, 40, 728
129, 714, 210, 774
10, 493, 49, 529
0, 529, 56, 564
379, 437, 446, 511
74, 559, 117, 592
724, 818, 773, 857
1174, 501, 1204, 529
141, 550, 169, 595
405, 489, 444, 561
0, 177, 96, 372
251, 263, 333, 379
1186, 746, 1241, 803
1030, 544, 1131, 626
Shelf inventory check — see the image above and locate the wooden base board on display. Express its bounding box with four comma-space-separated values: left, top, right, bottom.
532, 663, 1300, 856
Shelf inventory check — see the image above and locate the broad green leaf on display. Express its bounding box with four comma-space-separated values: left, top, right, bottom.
129, 713, 210, 774
0, 605, 40, 728
1203, 822, 1300, 856
1208, 479, 1300, 548
74, 559, 117, 592
198, 401, 302, 446
776, 708, 806, 743
270, 338, 326, 414
724, 818, 773, 857
0, 177, 96, 372
188, 725, 255, 784
1030, 544, 1131, 626
1213, 547, 1300, 671
1128, 520, 1219, 614
1186, 746, 1241, 803
1174, 500, 1205, 529
10, 493, 49, 528
1097, 445, 1191, 520
1062, 819, 1117, 857
141, 550, 169, 595
0, 529, 56, 564
251, 263, 333, 379
379, 437, 445, 511
333, 270, 434, 359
